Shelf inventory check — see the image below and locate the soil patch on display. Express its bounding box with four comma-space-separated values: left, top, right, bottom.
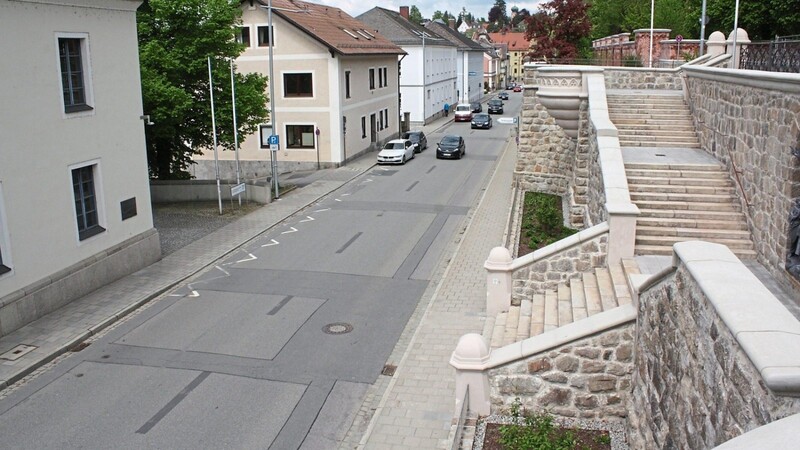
482, 422, 611, 450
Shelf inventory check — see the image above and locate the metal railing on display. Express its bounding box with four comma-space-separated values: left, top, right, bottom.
740, 39, 800, 73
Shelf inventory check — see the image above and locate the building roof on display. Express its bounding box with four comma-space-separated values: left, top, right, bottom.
487, 31, 530, 52
249, 0, 405, 56
425, 19, 486, 52
356, 7, 455, 48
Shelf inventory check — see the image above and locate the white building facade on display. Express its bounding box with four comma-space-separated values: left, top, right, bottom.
0, 0, 161, 337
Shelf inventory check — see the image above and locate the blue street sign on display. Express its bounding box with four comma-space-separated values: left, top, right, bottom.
268, 135, 279, 146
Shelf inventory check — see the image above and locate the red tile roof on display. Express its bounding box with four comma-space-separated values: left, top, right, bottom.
487, 31, 530, 51
252, 0, 405, 56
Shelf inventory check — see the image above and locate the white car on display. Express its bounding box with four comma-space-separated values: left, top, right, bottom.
377, 139, 416, 164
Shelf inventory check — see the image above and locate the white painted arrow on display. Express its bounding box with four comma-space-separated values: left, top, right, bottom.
188, 290, 200, 298
262, 239, 280, 247
236, 253, 257, 263
281, 227, 298, 234
300, 216, 315, 223
314, 208, 331, 212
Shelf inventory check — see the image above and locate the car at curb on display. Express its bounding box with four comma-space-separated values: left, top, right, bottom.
377, 139, 415, 164
498, 92, 509, 100
436, 135, 465, 159
402, 131, 428, 153
454, 103, 473, 122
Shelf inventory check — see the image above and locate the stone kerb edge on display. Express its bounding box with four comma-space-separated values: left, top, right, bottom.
673, 241, 800, 395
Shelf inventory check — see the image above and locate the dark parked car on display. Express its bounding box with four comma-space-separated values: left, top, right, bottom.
506, 83, 516, 90
498, 92, 509, 100
471, 113, 492, 129
487, 99, 503, 114
402, 130, 428, 153
436, 135, 465, 159
470, 102, 482, 113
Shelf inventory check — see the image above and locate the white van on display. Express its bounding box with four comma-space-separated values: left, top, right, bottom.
454, 103, 473, 122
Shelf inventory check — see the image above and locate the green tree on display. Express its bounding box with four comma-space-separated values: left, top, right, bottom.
138, 0, 268, 179
409, 5, 424, 24
699, 0, 800, 40
526, 0, 591, 59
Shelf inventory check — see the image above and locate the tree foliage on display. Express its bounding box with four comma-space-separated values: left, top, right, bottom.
487, 0, 509, 30
526, 0, 591, 60
408, 5, 424, 25
511, 8, 530, 32
138, 0, 268, 179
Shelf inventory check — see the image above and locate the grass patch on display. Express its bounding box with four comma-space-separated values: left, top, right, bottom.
518, 192, 578, 256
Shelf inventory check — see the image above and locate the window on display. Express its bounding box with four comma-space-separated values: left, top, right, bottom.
361, 116, 366, 139
237, 27, 251, 47
257, 26, 273, 47
72, 165, 105, 240
58, 37, 91, 113
384, 108, 389, 129
382, 67, 388, 87
378, 68, 383, 88
286, 125, 315, 149
284, 73, 313, 97
379, 111, 384, 130
369, 68, 375, 90
345, 70, 351, 98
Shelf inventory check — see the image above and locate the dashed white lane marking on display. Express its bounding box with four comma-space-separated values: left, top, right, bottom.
281, 227, 298, 234
300, 216, 315, 223
334, 199, 342, 202
341, 193, 351, 196
314, 208, 331, 212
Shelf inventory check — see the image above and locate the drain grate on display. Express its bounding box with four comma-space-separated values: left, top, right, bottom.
322, 322, 353, 335
71, 342, 91, 352
381, 364, 397, 376
0, 344, 37, 361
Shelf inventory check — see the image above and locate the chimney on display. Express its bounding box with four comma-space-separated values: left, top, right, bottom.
449, 18, 455, 29
399, 6, 409, 20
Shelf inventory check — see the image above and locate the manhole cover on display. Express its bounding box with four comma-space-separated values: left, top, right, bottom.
0, 344, 37, 361
322, 323, 353, 335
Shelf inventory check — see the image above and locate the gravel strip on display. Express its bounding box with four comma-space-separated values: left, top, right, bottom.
471, 414, 629, 450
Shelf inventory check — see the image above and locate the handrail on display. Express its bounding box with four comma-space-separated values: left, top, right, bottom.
693, 117, 752, 210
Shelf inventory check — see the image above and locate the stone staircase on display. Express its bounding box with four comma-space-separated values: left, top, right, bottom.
607, 93, 700, 148
626, 162, 756, 258
483, 260, 640, 349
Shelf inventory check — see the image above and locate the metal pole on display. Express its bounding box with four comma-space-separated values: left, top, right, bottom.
730, 0, 740, 69
699, 0, 707, 55
421, 32, 425, 124
229, 59, 242, 206
208, 57, 223, 215
268, 0, 279, 199
649, 0, 655, 68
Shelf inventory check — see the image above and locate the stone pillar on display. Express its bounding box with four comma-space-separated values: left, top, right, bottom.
450, 333, 491, 417
726, 28, 750, 69
606, 202, 640, 267
706, 31, 726, 56
485, 247, 513, 317
633, 29, 671, 67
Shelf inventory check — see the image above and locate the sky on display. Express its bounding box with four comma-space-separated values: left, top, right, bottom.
315, 0, 547, 23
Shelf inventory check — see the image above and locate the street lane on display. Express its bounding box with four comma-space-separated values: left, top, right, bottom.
0, 93, 522, 449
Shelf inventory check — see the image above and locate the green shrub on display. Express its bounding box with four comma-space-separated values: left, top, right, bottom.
520, 192, 577, 251
499, 398, 579, 450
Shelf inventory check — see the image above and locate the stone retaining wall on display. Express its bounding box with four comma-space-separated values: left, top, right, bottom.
628, 265, 800, 449
586, 118, 607, 226
684, 67, 800, 294
489, 325, 634, 420
511, 232, 607, 300
604, 69, 682, 90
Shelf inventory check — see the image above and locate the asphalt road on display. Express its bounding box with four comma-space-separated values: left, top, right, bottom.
0, 96, 520, 449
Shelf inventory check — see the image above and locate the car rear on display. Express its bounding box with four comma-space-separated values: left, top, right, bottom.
454, 104, 472, 122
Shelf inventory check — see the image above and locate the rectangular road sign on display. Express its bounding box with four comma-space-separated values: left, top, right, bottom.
231, 182, 246, 197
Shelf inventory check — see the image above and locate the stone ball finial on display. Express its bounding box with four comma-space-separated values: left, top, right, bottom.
485, 246, 512, 270
451, 333, 490, 368
727, 28, 750, 42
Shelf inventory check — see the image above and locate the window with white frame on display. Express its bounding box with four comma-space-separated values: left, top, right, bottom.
71, 163, 105, 241
236, 26, 251, 47
361, 116, 366, 138
284, 73, 313, 97
0, 183, 10, 276
58, 35, 92, 113
382, 67, 388, 87
257, 25, 273, 47
286, 124, 315, 148
369, 68, 375, 90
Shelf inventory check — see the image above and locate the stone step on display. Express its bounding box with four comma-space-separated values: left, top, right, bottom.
627, 176, 732, 187
518, 300, 532, 342
620, 141, 702, 148
635, 234, 756, 250
607, 98, 686, 105
637, 208, 747, 220
636, 225, 753, 240
612, 121, 697, 130
570, 278, 588, 321
595, 268, 618, 312
625, 162, 724, 172
618, 134, 699, 142
583, 272, 602, 316
618, 129, 699, 139
503, 305, 521, 347
609, 264, 632, 306
637, 216, 749, 230
625, 168, 729, 179
558, 284, 573, 327
633, 199, 740, 212
628, 183, 735, 195
544, 290, 558, 333
491, 311, 507, 350
635, 244, 758, 258
610, 112, 694, 120
630, 191, 739, 204
531, 294, 545, 337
